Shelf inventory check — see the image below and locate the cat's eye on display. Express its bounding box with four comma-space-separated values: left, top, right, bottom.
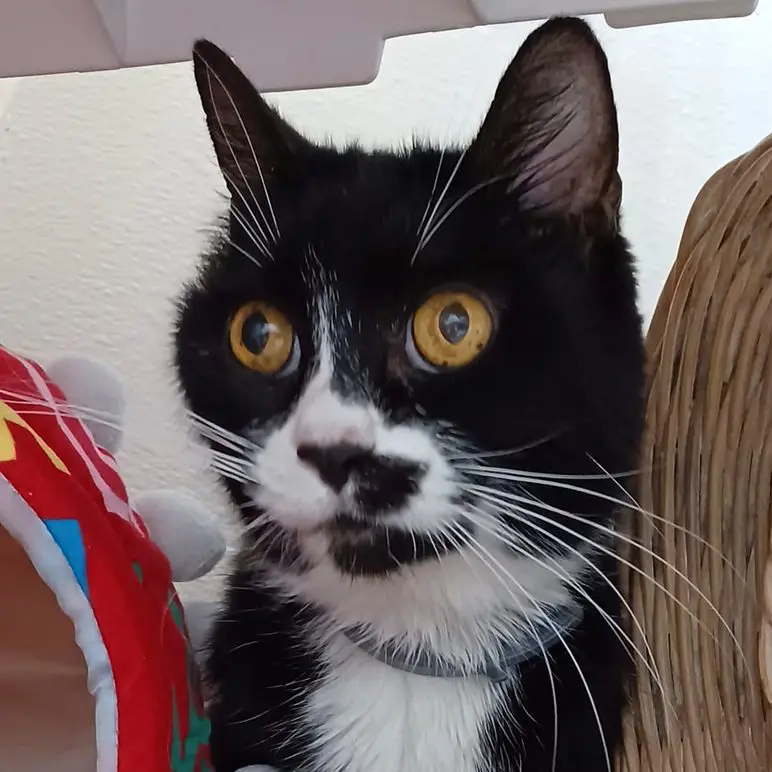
229, 301, 297, 374
408, 290, 494, 370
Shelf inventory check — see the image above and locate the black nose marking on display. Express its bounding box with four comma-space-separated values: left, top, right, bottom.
296, 442, 370, 492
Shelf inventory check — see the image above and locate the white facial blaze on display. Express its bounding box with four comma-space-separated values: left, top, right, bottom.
251, 367, 455, 533
250, 285, 455, 533
290, 367, 376, 451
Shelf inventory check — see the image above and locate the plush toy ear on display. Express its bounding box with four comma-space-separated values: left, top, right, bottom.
468, 17, 620, 224
134, 490, 227, 582
47, 356, 126, 454
180, 598, 220, 663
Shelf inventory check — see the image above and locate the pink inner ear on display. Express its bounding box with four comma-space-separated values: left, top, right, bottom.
0, 527, 95, 772
515, 104, 589, 211
472, 21, 618, 220
512, 76, 614, 217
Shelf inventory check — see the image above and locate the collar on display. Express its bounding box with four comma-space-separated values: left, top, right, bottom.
342, 604, 583, 684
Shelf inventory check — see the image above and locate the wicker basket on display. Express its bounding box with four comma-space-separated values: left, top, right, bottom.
618, 135, 772, 771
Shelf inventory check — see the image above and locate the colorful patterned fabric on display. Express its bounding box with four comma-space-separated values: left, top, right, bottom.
0, 345, 211, 772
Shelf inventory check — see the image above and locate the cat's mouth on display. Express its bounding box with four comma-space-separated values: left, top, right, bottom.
318, 513, 463, 577
295, 506, 406, 540
274, 499, 463, 577
329, 511, 380, 533
269, 500, 407, 544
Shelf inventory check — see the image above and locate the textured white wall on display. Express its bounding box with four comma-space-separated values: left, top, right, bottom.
0, 9, 771, 519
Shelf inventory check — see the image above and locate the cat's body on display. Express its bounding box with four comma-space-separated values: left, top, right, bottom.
175, 18, 645, 772
203, 556, 627, 772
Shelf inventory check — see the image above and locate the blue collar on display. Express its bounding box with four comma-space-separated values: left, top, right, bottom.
343, 605, 583, 684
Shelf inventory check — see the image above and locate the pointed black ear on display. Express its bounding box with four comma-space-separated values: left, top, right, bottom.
469, 18, 620, 224
192, 39, 311, 197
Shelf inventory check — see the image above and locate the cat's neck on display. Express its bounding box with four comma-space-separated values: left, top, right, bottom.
254, 542, 586, 665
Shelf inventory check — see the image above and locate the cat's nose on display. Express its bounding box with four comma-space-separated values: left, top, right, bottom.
296, 442, 370, 493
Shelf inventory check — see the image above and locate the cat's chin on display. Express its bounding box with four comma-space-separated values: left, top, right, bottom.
277, 512, 406, 578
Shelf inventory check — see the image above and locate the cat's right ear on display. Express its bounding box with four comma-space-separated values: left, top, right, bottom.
467, 18, 620, 226
192, 40, 311, 197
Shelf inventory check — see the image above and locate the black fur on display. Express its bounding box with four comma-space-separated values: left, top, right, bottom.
175, 16, 645, 772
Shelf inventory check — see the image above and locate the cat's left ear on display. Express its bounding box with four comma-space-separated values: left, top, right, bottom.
468, 18, 620, 225
192, 39, 312, 197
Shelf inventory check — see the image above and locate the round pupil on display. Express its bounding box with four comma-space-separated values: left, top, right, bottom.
438, 302, 470, 344
241, 312, 271, 354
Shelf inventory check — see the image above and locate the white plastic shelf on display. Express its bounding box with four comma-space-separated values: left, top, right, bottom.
0, 0, 758, 91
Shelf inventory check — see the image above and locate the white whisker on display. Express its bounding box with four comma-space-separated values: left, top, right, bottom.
227, 191, 274, 256
229, 173, 278, 247
196, 428, 252, 456
463, 482, 747, 670
187, 411, 257, 452
210, 448, 252, 467
462, 504, 676, 736
208, 446, 256, 486
445, 430, 566, 462
464, 527, 610, 772
462, 466, 642, 482
416, 148, 446, 239
2, 408, 121, 435
227, 197, 272, 262
443, 522, 588, 772
416, 175, 503, 257
0, 390, 124, 432
458, 465, 743, 581
411, 147, 469, 264
225, 238, 264, 268
195, 52, 280, 243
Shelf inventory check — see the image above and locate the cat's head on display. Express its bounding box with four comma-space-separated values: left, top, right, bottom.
175, 18, 644, 620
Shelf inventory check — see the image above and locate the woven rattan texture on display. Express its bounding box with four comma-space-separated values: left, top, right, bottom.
617, 135, 772, 771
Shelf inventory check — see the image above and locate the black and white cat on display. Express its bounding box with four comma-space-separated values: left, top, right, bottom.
175, 16, 645, 772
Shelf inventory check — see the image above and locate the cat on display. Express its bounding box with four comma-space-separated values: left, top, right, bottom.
174, 16, 645, 772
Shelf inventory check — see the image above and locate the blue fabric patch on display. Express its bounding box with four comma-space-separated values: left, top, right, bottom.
44, 519, 89, 597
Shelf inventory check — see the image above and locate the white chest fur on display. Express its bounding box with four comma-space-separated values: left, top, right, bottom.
304, 638, 504, 772
260, 539, 585, 772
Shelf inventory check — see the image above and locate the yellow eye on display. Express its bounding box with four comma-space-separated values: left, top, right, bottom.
228, 301, 295, 374
410, 291, 493, 369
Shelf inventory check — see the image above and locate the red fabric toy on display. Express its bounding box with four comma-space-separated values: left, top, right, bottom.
0, 346, 221, 772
